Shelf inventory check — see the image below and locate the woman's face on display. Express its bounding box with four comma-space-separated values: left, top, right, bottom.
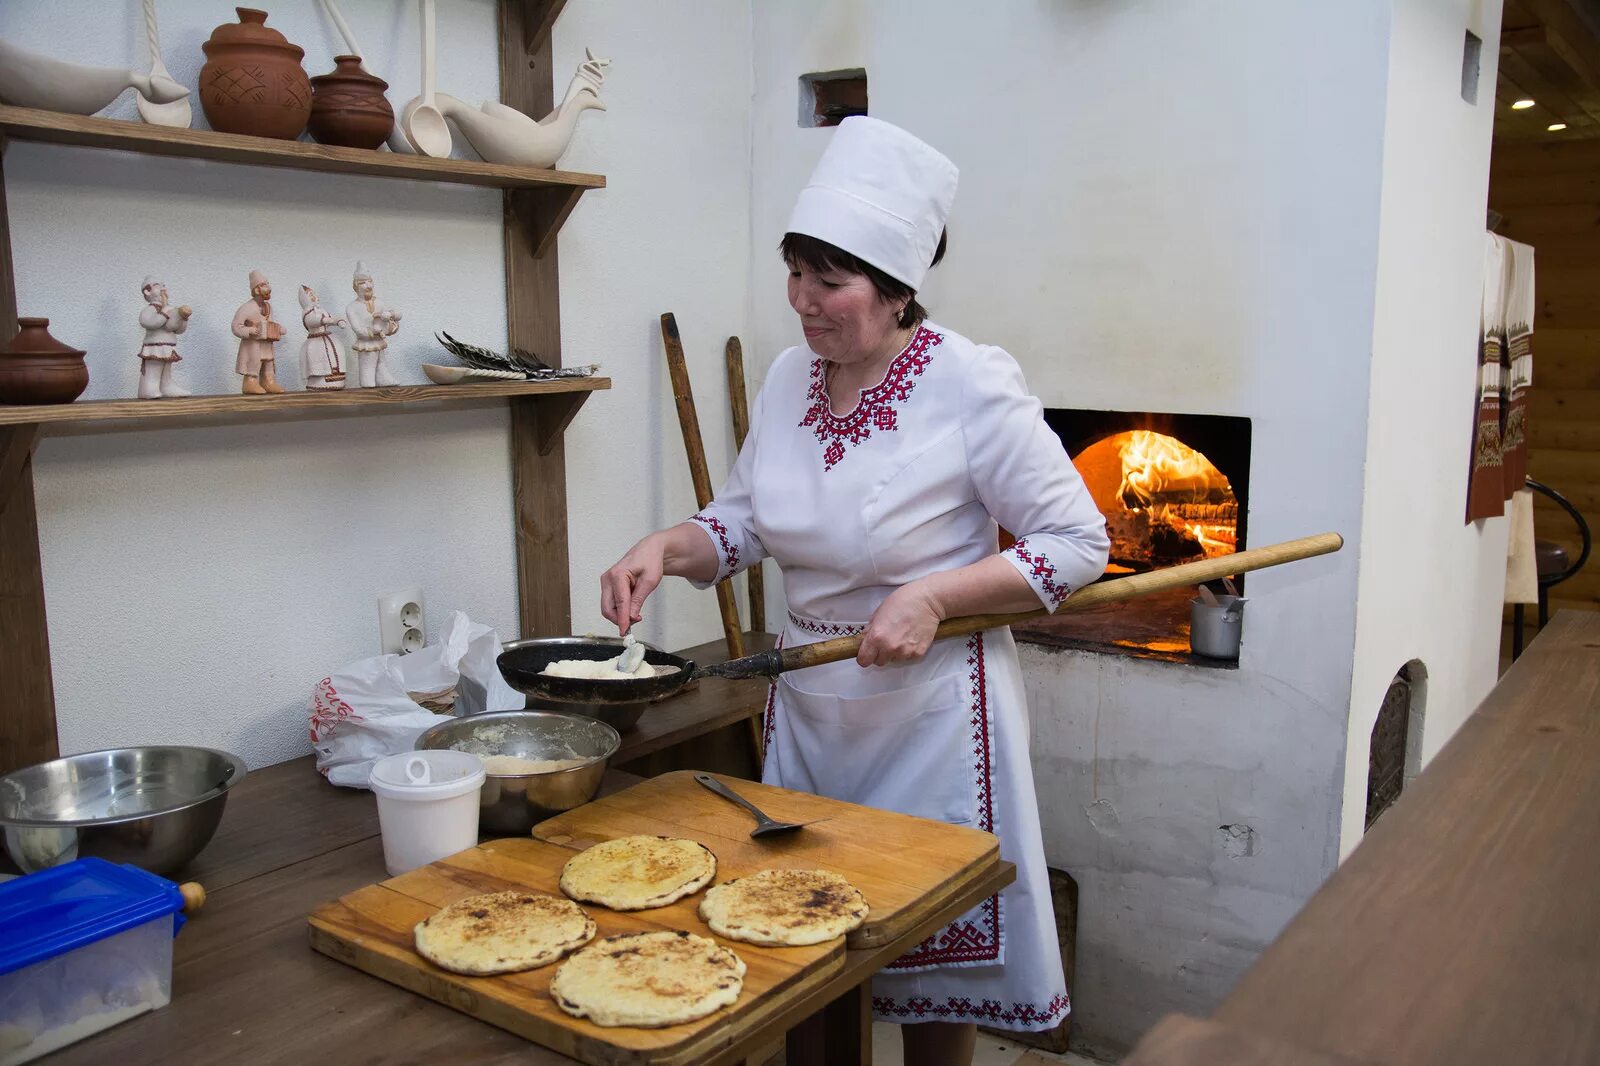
787, 262, 902, 365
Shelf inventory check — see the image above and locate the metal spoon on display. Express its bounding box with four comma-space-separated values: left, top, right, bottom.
694, 774, 805, 838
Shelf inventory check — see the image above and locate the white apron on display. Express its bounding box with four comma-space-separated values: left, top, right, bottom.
691, 323, 1108, 1031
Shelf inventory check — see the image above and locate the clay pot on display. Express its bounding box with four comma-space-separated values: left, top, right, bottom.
0, 318, 89, 406
199, 8, 311, 141
309, 56, 394, 150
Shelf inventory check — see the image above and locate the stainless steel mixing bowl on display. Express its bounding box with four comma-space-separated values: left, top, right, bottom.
500, 635, 664, 732
415, 710, 619, 835
0, 746, 248, 877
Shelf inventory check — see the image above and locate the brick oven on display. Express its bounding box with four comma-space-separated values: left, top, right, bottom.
1012, 410, 1252, 663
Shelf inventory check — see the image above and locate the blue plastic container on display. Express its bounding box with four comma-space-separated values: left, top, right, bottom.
0, 859, 186, 1064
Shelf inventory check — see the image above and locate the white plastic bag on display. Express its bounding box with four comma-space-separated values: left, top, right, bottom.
310, 611, 524, 788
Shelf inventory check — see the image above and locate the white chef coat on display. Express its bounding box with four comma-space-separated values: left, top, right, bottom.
691, 322, 1109, 1030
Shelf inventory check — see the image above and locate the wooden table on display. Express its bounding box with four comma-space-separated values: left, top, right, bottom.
36, 635, 1003, 1066
1124, 610, 1600, 1066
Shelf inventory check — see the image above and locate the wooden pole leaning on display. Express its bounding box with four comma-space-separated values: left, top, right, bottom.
725, 336, 765, 633
659, 313, 763, 766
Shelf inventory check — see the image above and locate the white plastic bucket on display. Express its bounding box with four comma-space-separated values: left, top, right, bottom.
369, 750, 485, 876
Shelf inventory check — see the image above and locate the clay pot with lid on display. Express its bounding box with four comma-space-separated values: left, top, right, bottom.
199, 8, 312, 140
309, 56, 394, 150
0, 318, 89, 406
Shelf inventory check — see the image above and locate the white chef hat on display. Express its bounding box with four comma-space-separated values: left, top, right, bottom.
786, 116, 958, 291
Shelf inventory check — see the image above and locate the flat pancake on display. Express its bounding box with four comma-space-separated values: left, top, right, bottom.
559, 835, 717, 911
549, 930, 746, 1028
698, 869, 869, 947
414, 890, 595, 975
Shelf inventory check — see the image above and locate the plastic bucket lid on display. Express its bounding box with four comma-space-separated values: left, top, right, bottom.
369, 750, 484, 802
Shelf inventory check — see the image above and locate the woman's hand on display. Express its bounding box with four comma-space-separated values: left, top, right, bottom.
601, 535, 667, 636
857, 581, 943, 667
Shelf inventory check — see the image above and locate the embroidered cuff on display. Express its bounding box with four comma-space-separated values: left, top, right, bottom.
689, 512, 739, 587
1003, 538, 1074, 612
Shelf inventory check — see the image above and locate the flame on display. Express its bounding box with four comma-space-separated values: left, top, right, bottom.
1117, 430, 1235, 560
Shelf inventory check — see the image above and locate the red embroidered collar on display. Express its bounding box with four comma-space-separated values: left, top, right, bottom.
799, 325, 942, 470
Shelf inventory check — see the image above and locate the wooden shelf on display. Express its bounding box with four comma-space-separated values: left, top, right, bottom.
0, 377, 609, 436
0, 105, 605, 257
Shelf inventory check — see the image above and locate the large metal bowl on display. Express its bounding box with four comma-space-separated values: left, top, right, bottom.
499, 635, 671, 732
0, 746, 248, 877
415, 710, 619, 835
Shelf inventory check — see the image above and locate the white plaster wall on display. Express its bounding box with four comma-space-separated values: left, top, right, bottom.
1, 0, 752, 768
751, 1, 1391, 1055
1342, 0, 1505, 854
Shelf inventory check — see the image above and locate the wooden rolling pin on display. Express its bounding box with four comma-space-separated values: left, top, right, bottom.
697, 532, 1343, 680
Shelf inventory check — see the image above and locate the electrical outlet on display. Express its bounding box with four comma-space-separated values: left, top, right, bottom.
378, 587, 425, 655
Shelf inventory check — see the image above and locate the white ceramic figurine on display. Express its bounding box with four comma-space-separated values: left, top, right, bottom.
135, 276, 192, 399
298, 285, 346, 391
345, 262, 402, 388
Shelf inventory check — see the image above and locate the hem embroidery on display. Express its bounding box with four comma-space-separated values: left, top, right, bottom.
800, 326, 942, 470
787, 611, 865, 637
690, 513, 739, 578
871, 992, 1071, 1030
1008, 538, 1071, 607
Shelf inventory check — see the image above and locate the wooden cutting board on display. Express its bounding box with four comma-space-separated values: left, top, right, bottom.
530, 770, 1001, 949
308, 836, 843, 1066
308, 773, 1002, 1066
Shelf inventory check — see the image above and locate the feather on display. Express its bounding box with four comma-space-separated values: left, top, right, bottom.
435, 332, 600, 379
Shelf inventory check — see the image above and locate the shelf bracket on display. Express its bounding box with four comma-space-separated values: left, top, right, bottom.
509, 185, 586, 260
0, 424, 38, 515
522, 0, 570, 55
528, 392, 592, 456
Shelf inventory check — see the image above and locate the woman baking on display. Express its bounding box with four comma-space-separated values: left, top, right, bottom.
601, 117, 1109, 1066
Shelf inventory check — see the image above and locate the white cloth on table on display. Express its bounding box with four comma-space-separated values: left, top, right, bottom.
689, 322, 1108, 1030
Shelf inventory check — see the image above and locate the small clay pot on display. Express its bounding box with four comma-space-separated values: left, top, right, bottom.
0, 318, 89, 406
199, 8, 312, 141
309, 56, 394, 150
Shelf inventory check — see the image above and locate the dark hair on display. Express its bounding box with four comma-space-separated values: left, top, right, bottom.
780, 230, 948, 328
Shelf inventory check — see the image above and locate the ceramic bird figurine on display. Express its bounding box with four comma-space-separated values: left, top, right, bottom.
396, 49, 610, 169
0, 36, 188, 115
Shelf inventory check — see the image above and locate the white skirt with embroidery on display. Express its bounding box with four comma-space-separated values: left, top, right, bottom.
762, 619, 1069, 1033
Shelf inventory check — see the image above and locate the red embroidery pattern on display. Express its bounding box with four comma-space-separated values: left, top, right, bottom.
887, 633, 1001, 971
1008, 538, 1070, 607
872, 992, 1071, 1029
799, 326, 942, 470
309, 677, 362, 743
787, 611, 865, 637
691, 514, 739, 575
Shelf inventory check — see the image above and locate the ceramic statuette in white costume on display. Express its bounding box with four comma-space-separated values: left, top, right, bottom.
135, 276, 192, 399
344, 261, 402, 388
298, 285, 346, 391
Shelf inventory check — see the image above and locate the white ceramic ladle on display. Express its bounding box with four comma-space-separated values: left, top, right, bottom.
397, 0, 451, 157
135, 0, 191, 127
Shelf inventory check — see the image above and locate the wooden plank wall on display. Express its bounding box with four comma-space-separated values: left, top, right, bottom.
1489, 139, 1600, 615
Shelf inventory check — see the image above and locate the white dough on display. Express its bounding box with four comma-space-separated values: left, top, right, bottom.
540, 654, 654, 681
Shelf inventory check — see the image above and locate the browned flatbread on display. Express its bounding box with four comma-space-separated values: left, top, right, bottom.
697, 869, 868, 946
550, 930, 746, 1027
414, 890, 595, 975
559, 835, 717, 911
